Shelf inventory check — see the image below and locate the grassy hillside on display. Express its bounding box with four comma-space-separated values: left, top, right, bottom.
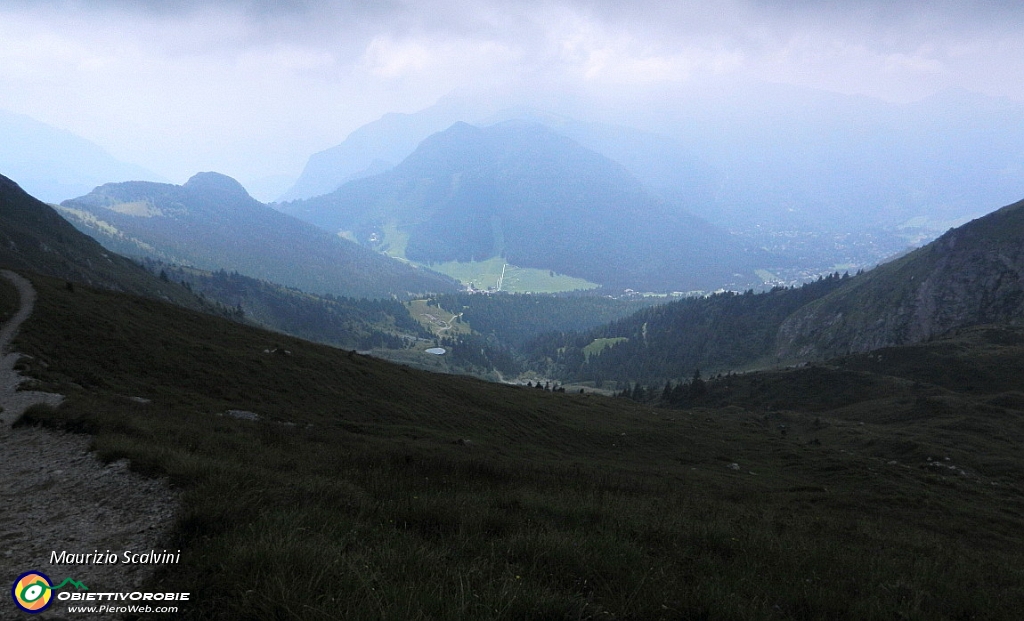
144, 261, 430, 352
12, 271, 1024, 620
0, 174, 204, 307
58, 172, 459, 299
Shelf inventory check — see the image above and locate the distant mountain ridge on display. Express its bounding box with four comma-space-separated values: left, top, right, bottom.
278, 99, 482, 201
477, 107, 716, 214
0, 109, 164, 203
278, 102, 714, 213
685, 85, 1024, 232
280, 121, 769, 292
283, 87, 1024, 240
58, 172, 459, 299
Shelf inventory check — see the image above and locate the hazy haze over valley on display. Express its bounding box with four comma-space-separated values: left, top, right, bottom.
3, 1, 1024, 289
2, 1, 1023, 207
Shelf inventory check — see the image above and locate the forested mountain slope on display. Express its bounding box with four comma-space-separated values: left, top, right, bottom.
280, 121, 771, 292
144, 261, 431, 352
530, 196, 1024, 385
525, 274, 851, 384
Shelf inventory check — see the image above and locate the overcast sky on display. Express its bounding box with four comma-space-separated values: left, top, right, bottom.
2, 0, 1023, 192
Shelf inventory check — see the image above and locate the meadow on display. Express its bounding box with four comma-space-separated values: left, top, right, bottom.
373, 220, 598, 294
427, 257, 600, 294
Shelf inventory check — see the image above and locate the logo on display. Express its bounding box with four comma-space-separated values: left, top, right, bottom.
11, 571, 88, 614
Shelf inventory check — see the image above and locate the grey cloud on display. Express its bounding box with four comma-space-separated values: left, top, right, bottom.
11, 1, 1024, 44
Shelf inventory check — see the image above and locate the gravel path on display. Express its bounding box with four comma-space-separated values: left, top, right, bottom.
0, 270, 64, 428
0, 271, 180, 620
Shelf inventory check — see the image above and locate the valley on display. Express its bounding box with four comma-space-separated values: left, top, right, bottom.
4, 85, 1024, 621
6, 4, 1024, 619
1, 138, 1023, 620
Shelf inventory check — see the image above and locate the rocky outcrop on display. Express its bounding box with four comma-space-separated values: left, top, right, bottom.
775, 197, 1024, 361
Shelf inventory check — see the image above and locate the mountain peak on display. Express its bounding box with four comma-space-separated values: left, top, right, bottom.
0, 173, 25, 195
446, 120, 476, 131
184, 172, 252, 201
422, 121, 481, 145
281, 118, 758, 291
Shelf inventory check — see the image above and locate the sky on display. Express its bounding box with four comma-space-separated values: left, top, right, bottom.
1, 0, 1023, 195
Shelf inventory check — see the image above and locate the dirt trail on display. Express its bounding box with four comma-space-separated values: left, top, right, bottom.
0, 270, 64, 429
0, 271, 179, 620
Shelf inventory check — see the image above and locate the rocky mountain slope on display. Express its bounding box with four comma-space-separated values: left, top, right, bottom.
775, 197, 1024, 360
529, 195, 1024, 384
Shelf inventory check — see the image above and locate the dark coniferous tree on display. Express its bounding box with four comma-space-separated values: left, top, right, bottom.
670, 381, 686, 404
689, 369, 707, 399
